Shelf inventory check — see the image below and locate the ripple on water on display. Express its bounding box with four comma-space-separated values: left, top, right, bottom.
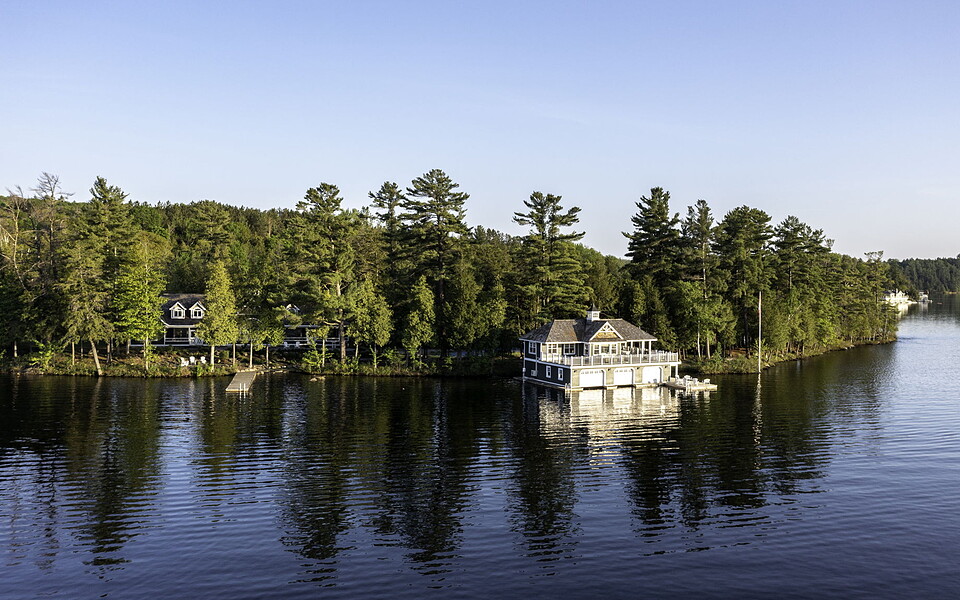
2, 303, 960, 598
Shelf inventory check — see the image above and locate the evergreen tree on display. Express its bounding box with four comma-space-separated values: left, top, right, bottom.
348, 275, 393, 367
401, 169, 469, 356
197, 260, 240, 365
713, 206, 773, 349
113, 240, 166, 370
58, 240, 111, 375
624, 187, 680, 285
445, 259, 483, 353
512, 191, 586, 327
287, 183, 358, 361
369, 181, 409, 319
85, 176, 135, 279
402, 275, 435, 365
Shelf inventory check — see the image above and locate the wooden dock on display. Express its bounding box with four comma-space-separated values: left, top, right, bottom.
663, 376, 718, 392
226, 370, 258, 393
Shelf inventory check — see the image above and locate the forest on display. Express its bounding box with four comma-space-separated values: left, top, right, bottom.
889, 256, 960, 294
0, 170, 901, 375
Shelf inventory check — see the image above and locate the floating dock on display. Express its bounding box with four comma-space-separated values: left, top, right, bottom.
663, 376, 718, 392
226, 370, 258, 393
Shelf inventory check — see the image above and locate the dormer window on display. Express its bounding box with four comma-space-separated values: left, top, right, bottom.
170, 303, 185, 319
191, 303, 205, 319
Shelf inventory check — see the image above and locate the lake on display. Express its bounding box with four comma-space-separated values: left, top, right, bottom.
2, 297, 959, 599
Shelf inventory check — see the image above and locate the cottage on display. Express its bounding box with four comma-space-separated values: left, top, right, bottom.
155, 296, 339, 349
883, 290, 914, 306
520, 309, 680, 390
159, 293, 206, 345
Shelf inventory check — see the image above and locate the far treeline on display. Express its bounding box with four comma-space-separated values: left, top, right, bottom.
1, 170, 903, 375
889, 257, 960, 294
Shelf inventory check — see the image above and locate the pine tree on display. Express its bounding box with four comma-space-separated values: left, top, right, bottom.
624, 187, 680, 285
713, 206, 773, 348
401, 169, 469, 356
512, 191, 586, 327
59, 240, 111, 375
287, 183, 358, 361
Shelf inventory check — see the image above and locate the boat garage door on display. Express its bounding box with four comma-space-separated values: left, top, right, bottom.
641, 366, 662, 384
613, 368, 634, 386
579, 369, 605, 388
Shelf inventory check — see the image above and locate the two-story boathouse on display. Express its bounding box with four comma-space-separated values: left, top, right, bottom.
520, 309, 680, 390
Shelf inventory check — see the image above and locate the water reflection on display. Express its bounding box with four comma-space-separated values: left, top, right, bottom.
1, 325, 927, 599
0, 376, 163, 574
505, 386, 582, 566
519, 380, 841, 552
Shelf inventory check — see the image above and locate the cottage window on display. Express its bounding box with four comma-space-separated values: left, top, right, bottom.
545, 366, 552, 378
171, 306, 185, 319
191, 306, 205, 319
562, 343, 576, 355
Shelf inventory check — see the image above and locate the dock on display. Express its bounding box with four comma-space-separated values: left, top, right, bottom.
663, 376, 718, 392
226, 370, 258, 393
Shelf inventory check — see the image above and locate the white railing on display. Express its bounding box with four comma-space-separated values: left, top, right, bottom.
539, 351, 680, 367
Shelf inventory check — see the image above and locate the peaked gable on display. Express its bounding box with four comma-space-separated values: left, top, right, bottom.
161, 293, 207, 326
521, 317, 656, 343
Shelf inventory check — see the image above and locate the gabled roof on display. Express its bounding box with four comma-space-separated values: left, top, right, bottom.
160, 293, 207, 326
521, 317, 656, 343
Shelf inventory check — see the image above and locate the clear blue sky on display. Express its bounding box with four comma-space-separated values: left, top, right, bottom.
3, 0, 958, 259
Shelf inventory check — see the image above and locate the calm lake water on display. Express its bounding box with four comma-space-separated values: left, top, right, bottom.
2, 298, 959, 599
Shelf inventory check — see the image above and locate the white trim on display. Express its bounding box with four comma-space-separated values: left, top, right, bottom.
170, 302, 185, 319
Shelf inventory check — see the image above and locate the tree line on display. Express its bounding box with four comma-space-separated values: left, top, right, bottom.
889, 256, 960, 294
0, 171, 900, 373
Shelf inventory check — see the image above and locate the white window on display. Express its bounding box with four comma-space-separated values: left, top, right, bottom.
558, 368, 564, 380
191, 306, 205, 319
171, 305, 185, 319
545, 366, 552, 378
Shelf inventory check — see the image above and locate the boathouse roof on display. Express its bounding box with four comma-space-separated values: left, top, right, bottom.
520, 317, 656, 343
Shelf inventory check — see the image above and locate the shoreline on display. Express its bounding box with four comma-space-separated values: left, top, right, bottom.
2, 338, 897, 380
684, 336, 897, 375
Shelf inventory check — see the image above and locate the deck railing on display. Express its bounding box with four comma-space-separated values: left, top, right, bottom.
540, 351, 679, 366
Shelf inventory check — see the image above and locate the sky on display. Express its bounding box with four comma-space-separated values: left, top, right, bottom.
2, 0, 958, 260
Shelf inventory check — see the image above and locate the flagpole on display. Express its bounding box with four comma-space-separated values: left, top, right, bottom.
757, 290, 762, 373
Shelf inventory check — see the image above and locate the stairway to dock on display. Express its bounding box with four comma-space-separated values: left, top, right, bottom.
226, 370, 258, 393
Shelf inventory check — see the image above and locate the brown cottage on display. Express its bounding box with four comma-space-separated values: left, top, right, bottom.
520, 309, 680, 390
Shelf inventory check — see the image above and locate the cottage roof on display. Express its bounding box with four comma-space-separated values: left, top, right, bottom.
521, 317, 656, 343
160, 293, 207, 326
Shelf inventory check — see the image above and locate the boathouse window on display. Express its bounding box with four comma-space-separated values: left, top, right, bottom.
171, 305, 185, 319
545, 366, 552, 378
558, 368, 565, 379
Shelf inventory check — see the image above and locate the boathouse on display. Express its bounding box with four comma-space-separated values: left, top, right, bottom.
520, 309, 680, 390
